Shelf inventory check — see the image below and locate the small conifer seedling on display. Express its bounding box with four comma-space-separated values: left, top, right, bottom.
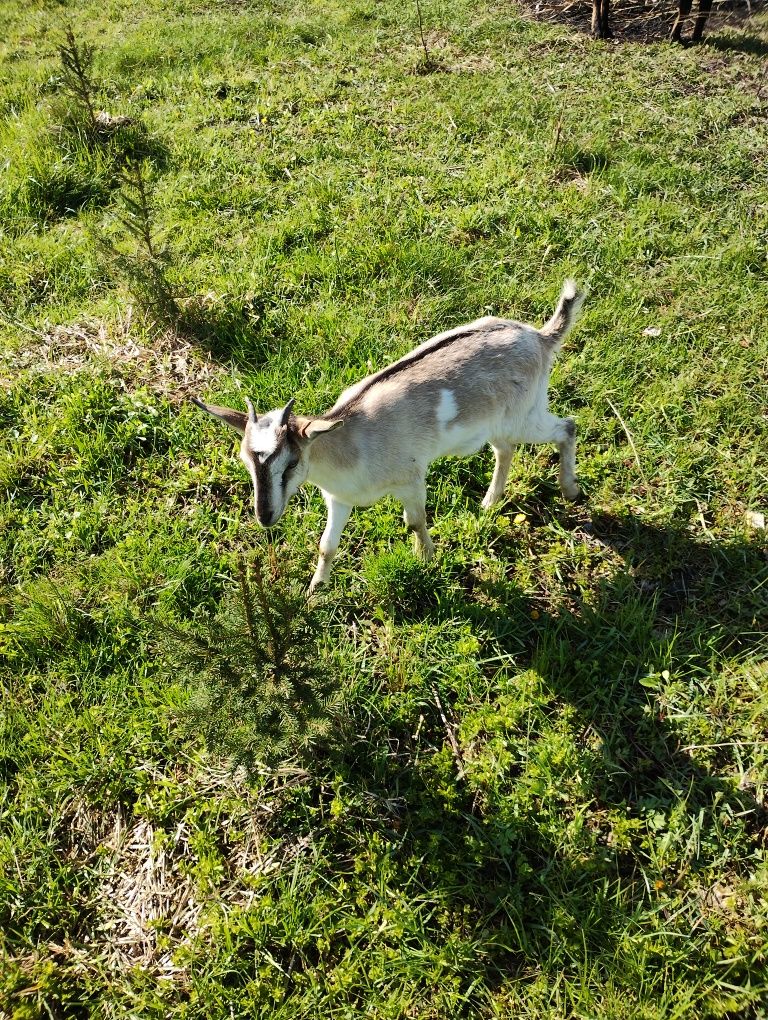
162, 553, 347, 772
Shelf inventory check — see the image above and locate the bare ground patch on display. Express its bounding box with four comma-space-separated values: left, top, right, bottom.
521, 0, 767, 43
7, 760, 317, 988
93, 765, 316, 980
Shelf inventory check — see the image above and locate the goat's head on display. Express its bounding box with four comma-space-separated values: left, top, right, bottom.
191, 396, 342, 527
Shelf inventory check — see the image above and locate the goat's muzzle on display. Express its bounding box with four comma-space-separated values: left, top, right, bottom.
256, 507, 280, 528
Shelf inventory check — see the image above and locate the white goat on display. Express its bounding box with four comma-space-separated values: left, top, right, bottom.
193, 279, 585, 591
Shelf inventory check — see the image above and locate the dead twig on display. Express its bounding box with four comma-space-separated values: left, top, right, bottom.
606, 395, 647, 483
432, 686, 465, 780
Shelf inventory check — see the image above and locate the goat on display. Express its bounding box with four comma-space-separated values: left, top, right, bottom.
192, 279, 585, 591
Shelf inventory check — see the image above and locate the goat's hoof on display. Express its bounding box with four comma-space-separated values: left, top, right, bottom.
562, 484, 582, 503
414, 539, 435, 562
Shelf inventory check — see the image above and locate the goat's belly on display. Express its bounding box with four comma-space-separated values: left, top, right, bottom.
313, 479, 392, 509
438, 424, 489, 458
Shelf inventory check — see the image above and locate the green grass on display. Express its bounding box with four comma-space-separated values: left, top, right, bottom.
1, 1, 767, 1017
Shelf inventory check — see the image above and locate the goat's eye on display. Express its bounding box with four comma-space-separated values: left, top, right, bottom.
283, 458, 299, 480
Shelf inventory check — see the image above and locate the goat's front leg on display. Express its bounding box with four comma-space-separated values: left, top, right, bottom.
481, 442, 516, 510
309, 493, 352, 592
399, 483, 434, 561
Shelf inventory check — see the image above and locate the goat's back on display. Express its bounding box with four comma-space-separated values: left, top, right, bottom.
328, 318, 548, 426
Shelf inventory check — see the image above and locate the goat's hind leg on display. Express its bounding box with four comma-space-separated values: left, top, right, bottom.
523, 412, 580, 502
591, 0, 612, 38
398, 482, 435, 561
481, 442, 516, 510
670, 0, 693, 41
557, 417, 580, 501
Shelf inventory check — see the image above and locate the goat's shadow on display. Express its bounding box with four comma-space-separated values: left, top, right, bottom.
312, 506, 767, 993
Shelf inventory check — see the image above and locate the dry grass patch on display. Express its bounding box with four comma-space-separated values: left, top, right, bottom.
0, 309, 220, 400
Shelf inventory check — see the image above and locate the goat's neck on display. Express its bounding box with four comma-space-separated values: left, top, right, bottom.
305, 422, 355, 491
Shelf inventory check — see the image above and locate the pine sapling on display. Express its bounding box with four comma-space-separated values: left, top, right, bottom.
415, 0, 436, 73
97, 161, 181, 328
161, 552, 347, 772
57, 26, 99, 134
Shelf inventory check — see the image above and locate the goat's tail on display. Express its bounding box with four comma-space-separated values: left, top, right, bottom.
539, 279, 585, 347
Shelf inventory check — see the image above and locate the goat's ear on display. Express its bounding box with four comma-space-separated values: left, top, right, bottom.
191, 396, 248, 435
297, 417, 344, 441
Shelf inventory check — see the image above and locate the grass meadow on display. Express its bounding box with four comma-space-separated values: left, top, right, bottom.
1, 0, 767, 1016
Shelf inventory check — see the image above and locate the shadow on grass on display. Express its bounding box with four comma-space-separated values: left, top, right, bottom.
310, 508, 767, 994
707, 29, 768, 55
25, 124, 172, 225
175, 292, 286, 367
555, 145, 611, 176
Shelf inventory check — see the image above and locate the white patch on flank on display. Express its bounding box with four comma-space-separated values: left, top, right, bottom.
436, 388, 459, 427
